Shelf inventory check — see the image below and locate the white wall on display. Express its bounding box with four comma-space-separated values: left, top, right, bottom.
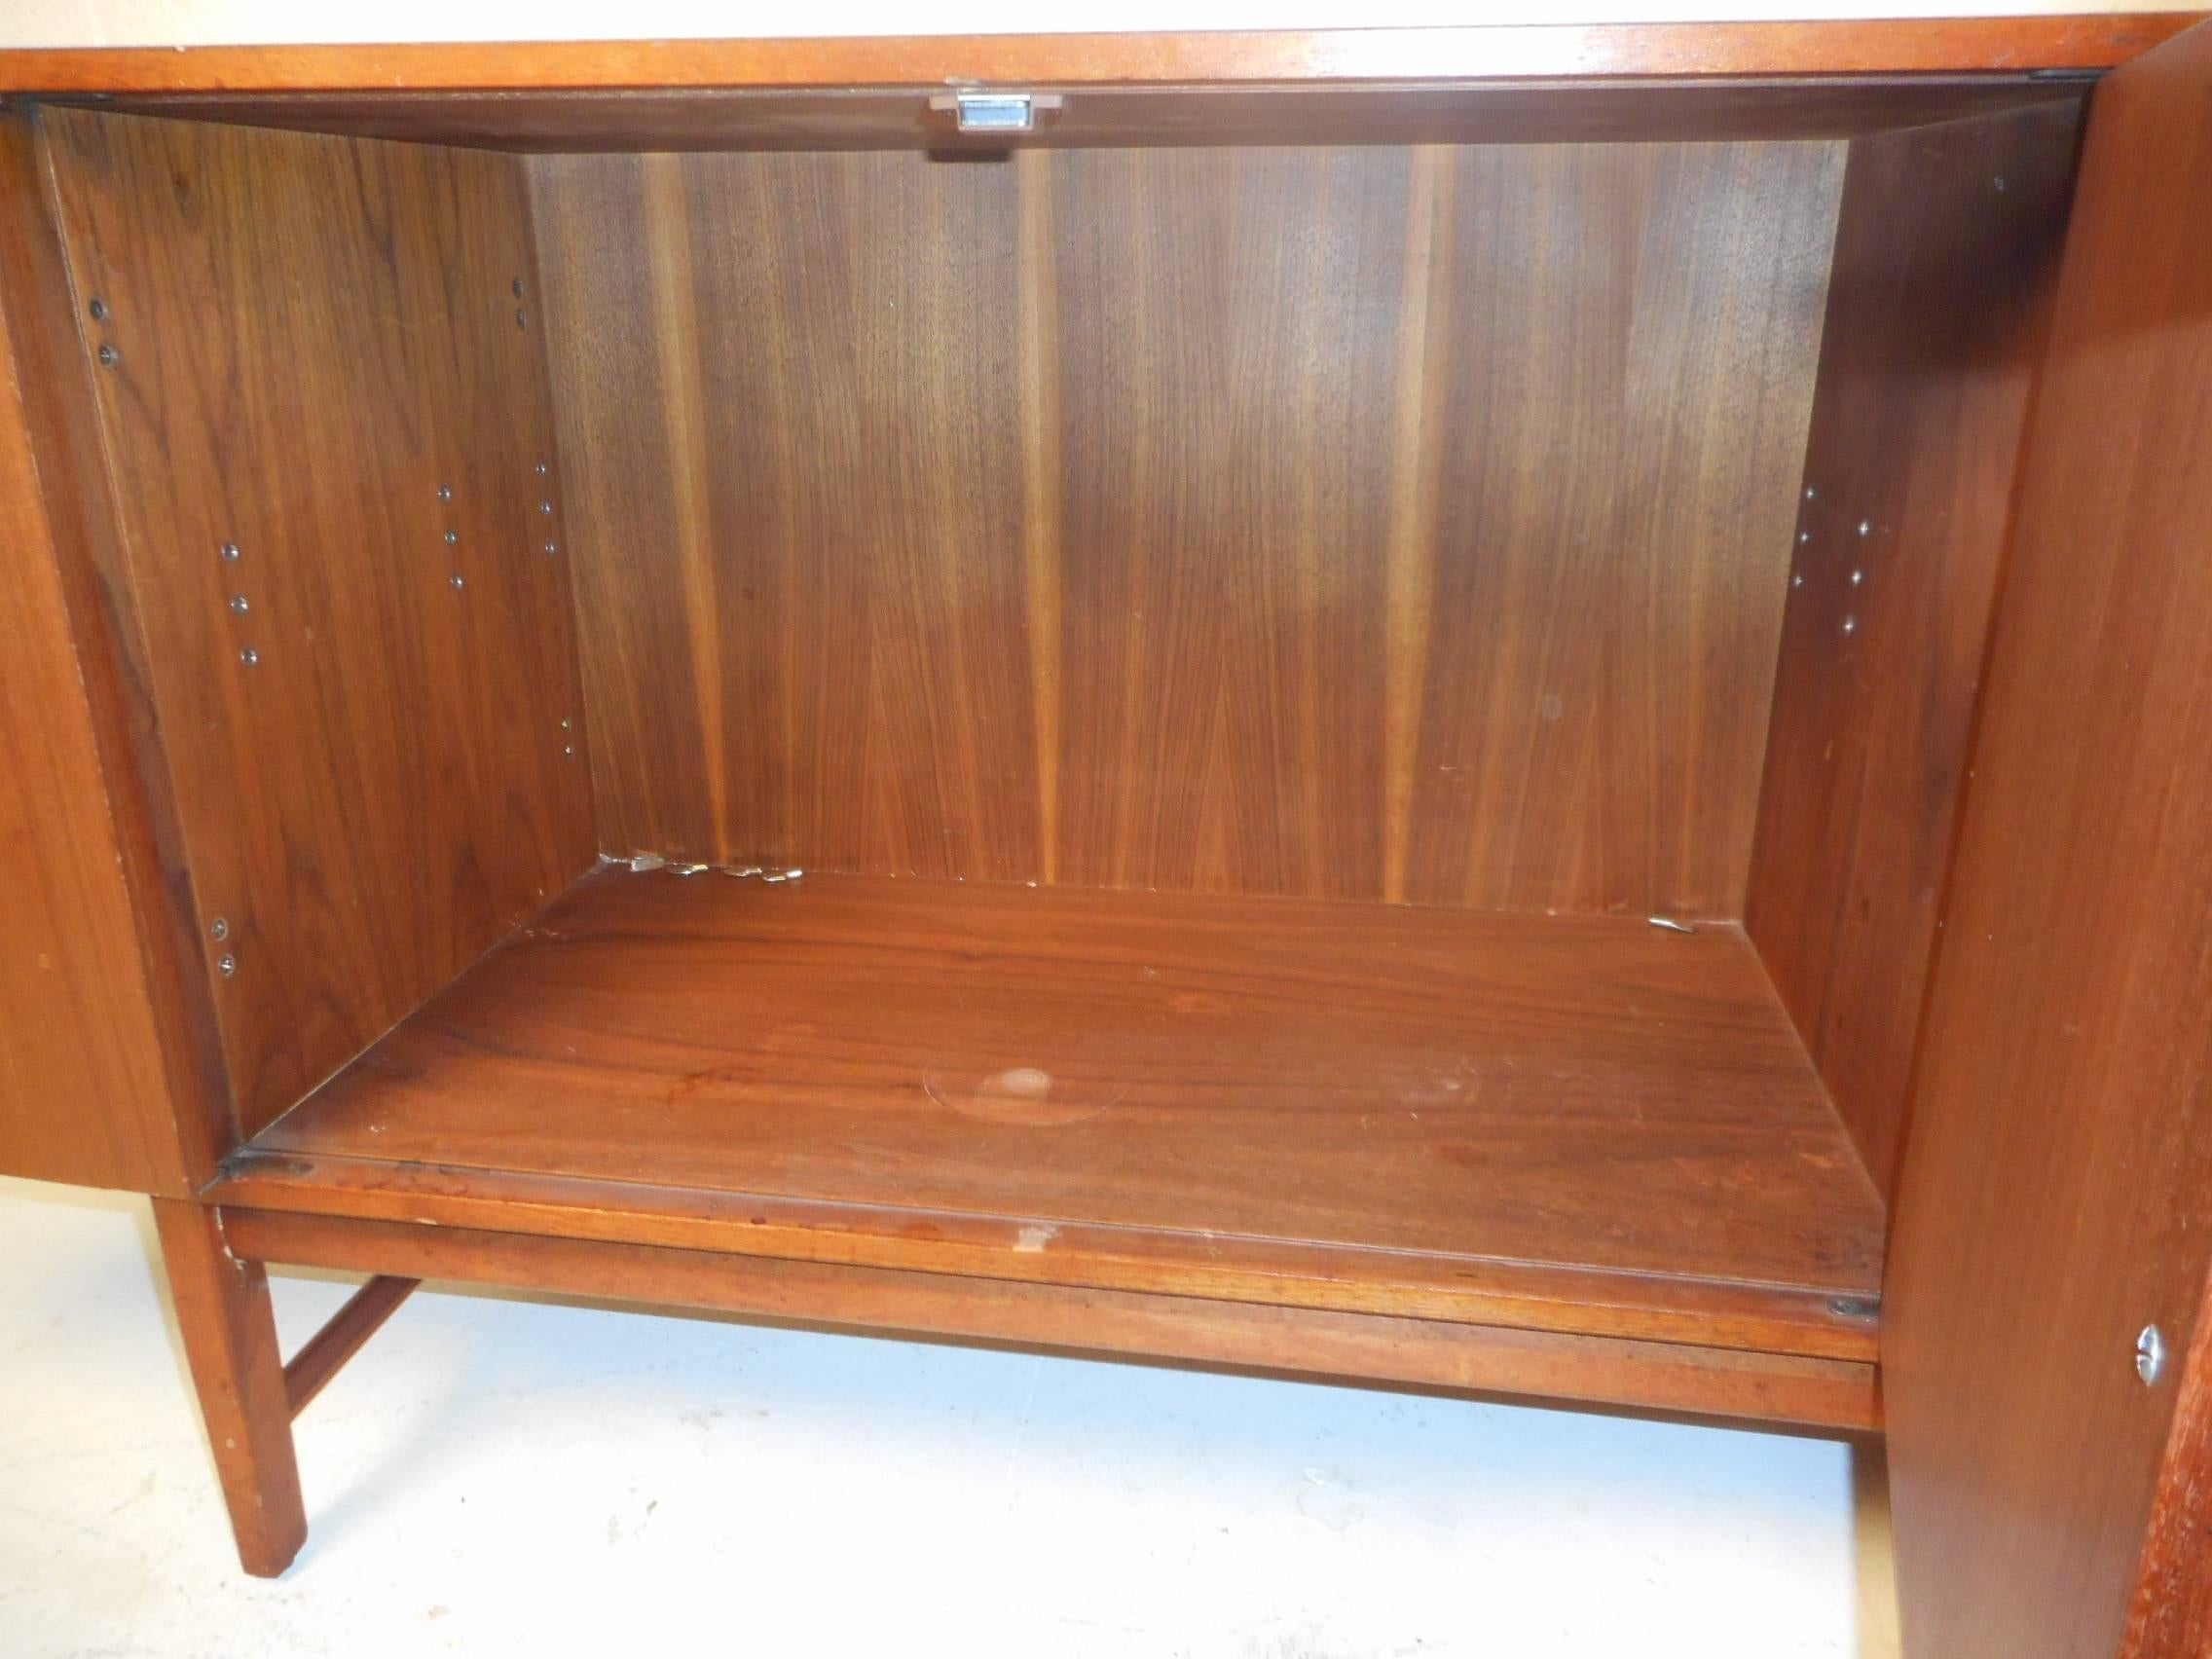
0, 0, 2195, 51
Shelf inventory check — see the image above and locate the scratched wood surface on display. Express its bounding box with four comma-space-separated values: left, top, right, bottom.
243, 867, 1886, 1355
45, 108, 598, 1140
533, 140, 1840, 916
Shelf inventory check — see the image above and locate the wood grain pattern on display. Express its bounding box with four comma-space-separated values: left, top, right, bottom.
220, 1207, 1882, 1432
1883, 21, 2212, 1657
0, 111, 222, 1195
535, 141, 1839, 914
234, 867, 1885, 1357
1746, 104, 2083, 1201
151, 1198, 305, 1578
44, 108, 598, 1141
0, 17, 2193, 94
49, 80, 2089, 154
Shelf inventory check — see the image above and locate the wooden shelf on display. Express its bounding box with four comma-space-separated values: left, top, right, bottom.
219, 868, 1885, 1361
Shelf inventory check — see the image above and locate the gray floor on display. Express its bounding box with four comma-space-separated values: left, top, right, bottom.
0, 1176, 1893, 1657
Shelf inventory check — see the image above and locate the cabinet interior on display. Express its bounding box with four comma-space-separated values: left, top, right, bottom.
22, 78, 2091, 1415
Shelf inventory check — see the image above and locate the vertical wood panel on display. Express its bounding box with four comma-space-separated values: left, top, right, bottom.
1746, 105, 2082, 1200
0, 116, 198, 1194
46, 109, 597, 1139
1883, 22, 2212, 1657
1402, 141, 1840, 914
535, 141, 1838, 914
1049, 145, 1412, 900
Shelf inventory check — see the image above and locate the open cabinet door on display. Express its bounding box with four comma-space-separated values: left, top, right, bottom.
1883, 19, 2212, 1659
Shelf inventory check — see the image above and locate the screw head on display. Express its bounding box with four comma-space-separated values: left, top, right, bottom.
229, 593, 249, 614
238, 646, 260, 667
1850, 570, 1863, 586
220, 541, 241, 562
437, 485, 453, 502
1842, 616, 1858, 636
88, 297, 109, 321
216, 953, 238, 977
559, 717, 571, 730
1804, 486, 1817, 501
512, 277, 526, 299
515, 309, 528, 329
563, 744, 575, 756
539, 500, 554, 514
444, 529, 459, 545
2138, 1324, 2168, 1386
535, 461, 549, 476
96, 343, 119, 367
209, 917, 229, 940
449, 573, 466, 591
1858, 520, 1873, 537
543, 540, 559, 556
1791, 573, 1803, 589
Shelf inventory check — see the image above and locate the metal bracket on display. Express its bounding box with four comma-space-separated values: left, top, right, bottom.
929, 92, 1064, 134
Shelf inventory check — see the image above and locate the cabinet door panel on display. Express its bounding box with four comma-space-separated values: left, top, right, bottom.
1883, 20, 2212, 1658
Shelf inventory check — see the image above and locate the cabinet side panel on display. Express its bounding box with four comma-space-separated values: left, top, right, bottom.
1885, 23, 2212, 1658
1745, 103, 2082, 1200
0, 115, 199, 1194
535, 141, 1838, 915
43, 108, 597, 1141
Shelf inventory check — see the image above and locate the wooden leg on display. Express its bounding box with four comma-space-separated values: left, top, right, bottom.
151, 1198, 308, 1577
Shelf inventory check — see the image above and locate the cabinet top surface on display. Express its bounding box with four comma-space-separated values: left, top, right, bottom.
0, 14, 2199, 94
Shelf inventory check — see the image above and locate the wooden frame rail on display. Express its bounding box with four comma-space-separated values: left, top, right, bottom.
218, 1207, 1881, 1434
0, 16, 2198, 96
281, 1274, 419, 1419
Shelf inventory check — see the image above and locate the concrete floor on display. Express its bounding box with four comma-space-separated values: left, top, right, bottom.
0, 1176, 1897, 1657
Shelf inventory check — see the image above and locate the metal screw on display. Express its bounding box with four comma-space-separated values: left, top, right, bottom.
209, 917, 229, 941
543, 540, 559, 556
228, 593, 249, 614
535, 461, 549, 476
1858, 520, 1873, 537
1994, 175, 2008, 192
88, 297, 109, 321
216, 953, 238, 977
239, 646, 260, 667
1797, 531, 1810, 544
1842, 616, 1858, 636
1850, 570, 1863, 586
515, 309, 528, 329
512, 277, 526, 298
220, 541, 241, 562
559, 717, 571, 730
2138, 1324, 2167, 1386
444, 529, 459, 545
563, 744, 575, 756
539, 499, 554, 514
1791, 574, 1803, 589
96, 343, 118, 367
1827, 1295, 1878, 1320
449, 573, 465, 591
1804, 486, 1817, 501
437, 485, 453, 502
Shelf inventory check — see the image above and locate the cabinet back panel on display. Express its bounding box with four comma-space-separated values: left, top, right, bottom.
535, 140, 1841, 914
44, 108, 598, 1140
